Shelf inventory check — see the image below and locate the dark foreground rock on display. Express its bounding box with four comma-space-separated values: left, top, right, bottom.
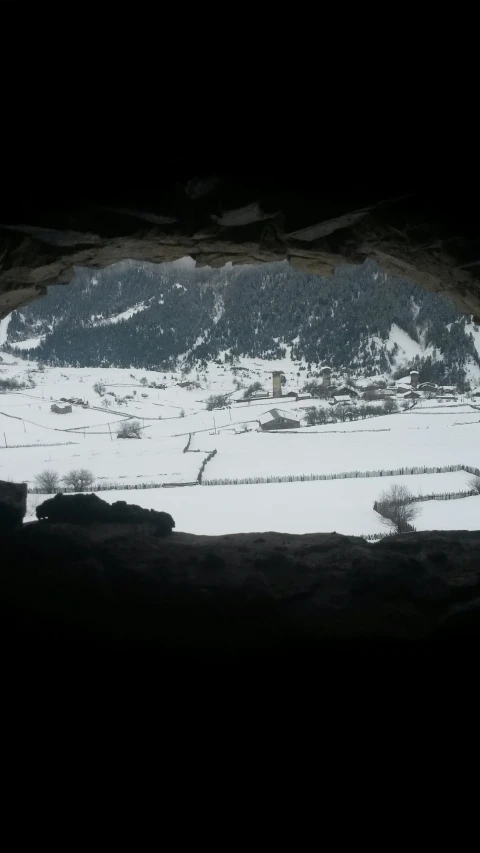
0, 479, 27, 531
36, 492, 175, 536
2, 521, 480, 667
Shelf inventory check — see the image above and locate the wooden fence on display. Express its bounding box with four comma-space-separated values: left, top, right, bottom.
373, 488, 480, 513
29, 480, 199, 494
197, 449, 217, 484
203, 463, 470, 487
362, 532, 400, 542
29, 446, 220, 494
0, 441, 79, 450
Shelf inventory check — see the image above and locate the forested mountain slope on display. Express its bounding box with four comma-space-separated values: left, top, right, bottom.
3, 259, 480, 386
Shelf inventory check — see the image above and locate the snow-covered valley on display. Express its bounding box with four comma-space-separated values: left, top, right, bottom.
1, 347, 479, 536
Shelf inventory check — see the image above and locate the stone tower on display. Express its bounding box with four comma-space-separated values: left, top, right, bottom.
410, 370, 419, 388
321, 366, 332, 386
272, 371, 282, 398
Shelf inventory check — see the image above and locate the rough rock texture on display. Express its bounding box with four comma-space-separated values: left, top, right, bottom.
36, 492, 175, 536
0, 479, 27, 531
3, 191, 480, 322
3, 522, 480, 664
3, 5, 480, 326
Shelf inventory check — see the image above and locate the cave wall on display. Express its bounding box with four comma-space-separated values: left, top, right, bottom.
3, 519, 480, 659
2, 188, 480, 322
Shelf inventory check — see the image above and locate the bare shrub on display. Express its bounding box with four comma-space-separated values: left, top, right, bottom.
206, 394, 228, 410
93, 382, 106, 396
34, 470, 61, 493
62, 469, 95, 492
117, 419, 142, 439
302, 381, 325, 397
0, 377, 25, 393
243, 382, 264, 399
383, 399, 398, 414
375, 484, 421, 534
304, 406, 330, 426
468, 475, 480, 494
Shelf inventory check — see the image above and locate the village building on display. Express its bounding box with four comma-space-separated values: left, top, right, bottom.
250, 389, 270, 400
332, 394, 352, 405
335, 385, 358, 398
51, 403, 72, 414
259, 408, 301, 431
402, 390, 420, 400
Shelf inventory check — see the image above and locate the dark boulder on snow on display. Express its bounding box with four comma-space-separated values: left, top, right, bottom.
36, 493, 175, 536
37, 493, 110, 523
109, 500, 175, 536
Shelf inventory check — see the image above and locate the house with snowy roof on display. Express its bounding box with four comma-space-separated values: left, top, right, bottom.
258, 408, 301, 431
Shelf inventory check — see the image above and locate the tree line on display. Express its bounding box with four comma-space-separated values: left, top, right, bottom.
4, 258, 479, 385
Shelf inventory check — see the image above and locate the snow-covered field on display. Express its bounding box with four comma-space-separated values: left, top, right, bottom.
25, 470, 477, 534
1, 349, 479, 535
203, 416, 480, 481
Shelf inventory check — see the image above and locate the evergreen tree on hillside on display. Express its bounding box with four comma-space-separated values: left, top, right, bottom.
3, 258, 478, 384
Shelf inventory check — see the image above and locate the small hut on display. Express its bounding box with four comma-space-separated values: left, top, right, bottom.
51, 403, 72, 414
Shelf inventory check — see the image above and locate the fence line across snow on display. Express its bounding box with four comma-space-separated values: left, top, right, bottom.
29, 480, 199, 494
203, 463, 478, 487
0, 441, 79, 450
197, 449, 217, 484
373, 488, 480, 512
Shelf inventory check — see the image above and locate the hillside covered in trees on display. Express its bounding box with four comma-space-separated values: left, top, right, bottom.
4, 258, 480, 387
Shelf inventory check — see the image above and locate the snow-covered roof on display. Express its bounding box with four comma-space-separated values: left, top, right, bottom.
258, 408, 300, 425
333, 395, 351, 403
